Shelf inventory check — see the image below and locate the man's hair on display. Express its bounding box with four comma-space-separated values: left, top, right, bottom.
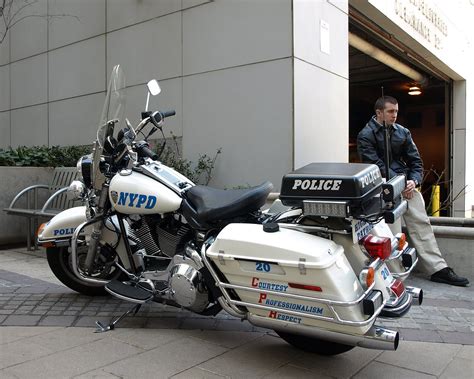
374, 96, 398, 111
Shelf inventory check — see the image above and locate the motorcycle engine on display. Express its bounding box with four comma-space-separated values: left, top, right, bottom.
130, 216, 210, 312
130, 215, 192, 257
169, 261, 209, 312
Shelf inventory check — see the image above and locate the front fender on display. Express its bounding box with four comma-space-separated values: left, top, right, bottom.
38, 206, 88, 241
38, 207, 132, 270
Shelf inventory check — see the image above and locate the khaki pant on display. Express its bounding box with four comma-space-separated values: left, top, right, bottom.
403, 190, 447, 275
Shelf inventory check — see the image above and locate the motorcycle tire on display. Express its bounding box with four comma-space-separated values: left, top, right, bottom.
46, 246, 119, 296
275, 330, 354, 355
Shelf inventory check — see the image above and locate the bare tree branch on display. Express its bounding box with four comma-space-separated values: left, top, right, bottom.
0, 0, 78, 45
8, 13, 78, 30
8, 0, 38, 26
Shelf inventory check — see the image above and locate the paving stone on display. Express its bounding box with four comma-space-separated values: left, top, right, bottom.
33, 306, 51, 312
0, 309, 17, 315
454, 325, 471, 333
185, 330, 264, 349
439, 357, 473, 379
172, 366, 232, 379
0, 338, 56, 370
17, 306, 34, 311
74, 316, 102, 328
376, 341, 462, 375
214, 319, 255, 332
3, 337, 144, 378
438, 331, 474, 345
67, 306, 84, 311
64, 311, 80, 316
112, 328, 185, 350
46, 311, 62, 315
2, 315, 42, 326
354, 361, 435, 378
457, 345, 474, 360
180, 317, 218, 330
78, 310, 99, 316
39, 315, 77, 326
102, 336, 228, 378
116, 316, 148, 329
436, 325, 456, 332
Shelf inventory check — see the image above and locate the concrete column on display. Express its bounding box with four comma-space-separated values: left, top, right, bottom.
292, 0, 349, 169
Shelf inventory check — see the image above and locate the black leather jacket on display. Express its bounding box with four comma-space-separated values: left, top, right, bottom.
357, 116, 423, 185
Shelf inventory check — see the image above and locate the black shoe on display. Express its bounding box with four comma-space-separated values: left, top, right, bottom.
430, 267, 470, 287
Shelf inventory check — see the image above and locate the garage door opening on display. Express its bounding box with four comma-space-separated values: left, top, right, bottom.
348, 25, 452, 216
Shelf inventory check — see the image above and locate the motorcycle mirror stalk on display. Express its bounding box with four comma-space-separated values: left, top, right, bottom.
145, 79, 161, 111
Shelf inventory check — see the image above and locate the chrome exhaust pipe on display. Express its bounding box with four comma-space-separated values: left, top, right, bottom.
247, 313, 399, 351
406, 286, 423, 305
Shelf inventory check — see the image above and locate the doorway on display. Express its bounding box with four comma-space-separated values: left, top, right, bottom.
348, 23, 452, 215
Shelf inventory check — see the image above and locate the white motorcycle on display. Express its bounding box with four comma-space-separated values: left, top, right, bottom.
37, 65, 422, 355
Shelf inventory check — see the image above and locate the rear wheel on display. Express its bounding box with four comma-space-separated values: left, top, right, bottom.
275, 330, 354, 355
46, 244, 121, 296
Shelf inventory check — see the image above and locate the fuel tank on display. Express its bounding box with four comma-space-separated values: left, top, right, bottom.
109, 170, 182, 214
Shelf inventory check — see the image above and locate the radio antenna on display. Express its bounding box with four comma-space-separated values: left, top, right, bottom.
381, 86, 391, 180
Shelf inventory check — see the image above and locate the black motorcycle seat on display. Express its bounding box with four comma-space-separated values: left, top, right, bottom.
185, 181, 273, 224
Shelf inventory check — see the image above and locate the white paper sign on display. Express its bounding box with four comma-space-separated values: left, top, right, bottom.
320, 19, 330, 55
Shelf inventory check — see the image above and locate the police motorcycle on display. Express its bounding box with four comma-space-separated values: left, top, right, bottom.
37, 65, 422, 356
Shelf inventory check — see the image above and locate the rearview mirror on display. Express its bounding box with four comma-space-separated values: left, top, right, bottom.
147, 79, 161, 96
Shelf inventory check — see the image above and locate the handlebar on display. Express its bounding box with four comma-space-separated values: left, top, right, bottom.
135, 142, 159, 160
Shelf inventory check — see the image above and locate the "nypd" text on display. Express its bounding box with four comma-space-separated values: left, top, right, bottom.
117, 192, 157, 209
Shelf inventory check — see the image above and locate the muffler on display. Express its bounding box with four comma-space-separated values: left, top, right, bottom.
247, 313, 399, 351
406, 286, 423, 305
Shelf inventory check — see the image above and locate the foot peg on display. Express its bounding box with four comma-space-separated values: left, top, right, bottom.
104, 279, 153, 303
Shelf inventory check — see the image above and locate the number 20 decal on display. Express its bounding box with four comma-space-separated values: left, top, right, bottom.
381, 267, 390, 280
256, 262, 271, 272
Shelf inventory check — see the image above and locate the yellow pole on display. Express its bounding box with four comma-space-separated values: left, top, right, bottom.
431, 185, 440, 217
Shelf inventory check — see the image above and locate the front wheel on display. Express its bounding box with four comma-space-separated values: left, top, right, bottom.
275, 330, 354, 355
46, 245, 121, 296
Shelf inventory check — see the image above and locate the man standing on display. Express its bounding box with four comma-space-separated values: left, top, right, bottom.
357, 95, 469, 287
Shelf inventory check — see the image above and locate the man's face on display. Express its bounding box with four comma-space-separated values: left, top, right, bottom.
376, 102, 398, 125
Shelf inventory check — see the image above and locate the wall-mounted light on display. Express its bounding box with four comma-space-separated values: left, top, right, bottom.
408, 86, 422, 96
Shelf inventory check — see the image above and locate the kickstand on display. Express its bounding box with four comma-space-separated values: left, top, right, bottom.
95, 304, 142, 333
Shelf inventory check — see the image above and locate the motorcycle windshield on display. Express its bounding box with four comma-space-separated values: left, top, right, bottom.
97, 64, 126, 148
92, 65, 126, 190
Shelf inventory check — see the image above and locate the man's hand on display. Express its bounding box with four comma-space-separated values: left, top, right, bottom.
402, 179, 417, 199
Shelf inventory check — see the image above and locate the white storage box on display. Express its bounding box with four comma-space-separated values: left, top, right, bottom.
206, 223, 372, 333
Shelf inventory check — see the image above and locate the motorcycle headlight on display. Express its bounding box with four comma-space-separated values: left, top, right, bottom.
76, 155, 93, 188
67, 180, 86, 200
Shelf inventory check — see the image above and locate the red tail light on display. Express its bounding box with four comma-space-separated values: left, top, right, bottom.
363, 235, 391, 260
391, 279, 405, 297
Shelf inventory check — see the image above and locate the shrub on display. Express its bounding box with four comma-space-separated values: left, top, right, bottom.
0, 142, 222, 186
0, 145, 91, 167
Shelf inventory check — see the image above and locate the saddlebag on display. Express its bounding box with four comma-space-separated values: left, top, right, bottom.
206, 223, 379, 333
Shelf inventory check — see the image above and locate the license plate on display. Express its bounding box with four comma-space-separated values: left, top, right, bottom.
352, 219, 374, 243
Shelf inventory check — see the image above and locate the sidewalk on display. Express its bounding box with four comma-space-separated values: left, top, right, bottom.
1, 246, 473, 378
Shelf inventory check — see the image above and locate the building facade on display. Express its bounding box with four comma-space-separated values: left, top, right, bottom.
0, 0, 472, 215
